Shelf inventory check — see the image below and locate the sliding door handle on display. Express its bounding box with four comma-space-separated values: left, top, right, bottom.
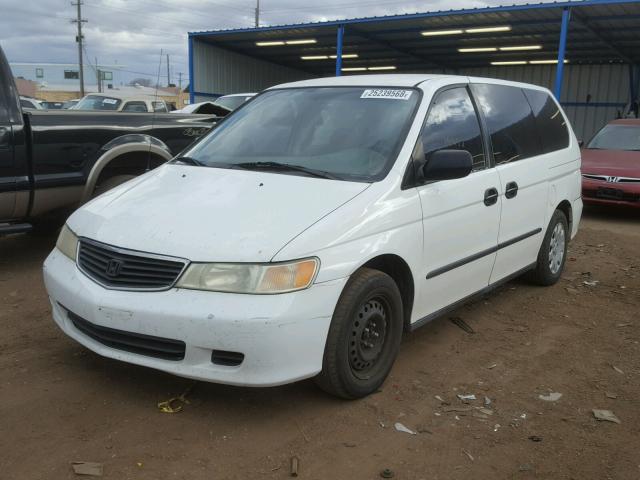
505, 181, 519, 199
484, 187, 499, 206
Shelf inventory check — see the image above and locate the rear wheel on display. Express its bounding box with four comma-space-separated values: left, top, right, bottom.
315, 268, 403, 399
528, 209, 569, 286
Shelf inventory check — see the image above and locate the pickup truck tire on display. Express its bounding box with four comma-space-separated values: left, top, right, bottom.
29, 216, 65, 237
92, 175, 136, 198
528, 209, 569, 286
315, 268, 403, 399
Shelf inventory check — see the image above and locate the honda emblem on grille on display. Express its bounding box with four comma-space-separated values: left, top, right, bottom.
105, 259, 123, 277
606, 176, 619, 183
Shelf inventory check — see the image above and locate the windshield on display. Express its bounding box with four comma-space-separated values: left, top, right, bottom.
213, 95, 251, 110
74, 95, 122, 111
587, 124, 640, 151
183, 87, 420, 182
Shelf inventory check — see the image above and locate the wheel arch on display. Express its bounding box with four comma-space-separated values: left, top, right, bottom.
81, 137, 173, 203
357, 253, 415, 332
556, 199, 573, 234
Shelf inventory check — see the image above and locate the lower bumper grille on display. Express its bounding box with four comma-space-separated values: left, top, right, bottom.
584, 188, 640, 202
67, 309, 186, 361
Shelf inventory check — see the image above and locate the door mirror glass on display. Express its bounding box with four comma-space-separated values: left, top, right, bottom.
422, 149, 473, 181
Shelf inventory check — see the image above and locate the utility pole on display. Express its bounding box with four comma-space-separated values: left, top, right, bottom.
95, 57, 101, 93
178, 72, 183, 90
71, 1, 87, 97
255, 0, 260, 28
166, 53, 171, 87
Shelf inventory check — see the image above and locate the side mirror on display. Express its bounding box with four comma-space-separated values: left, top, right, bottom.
578, 139, 584, 148
421, 149, 473, 181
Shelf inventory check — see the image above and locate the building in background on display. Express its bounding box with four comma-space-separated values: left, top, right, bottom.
10, 62, 126, 91
188, 0, 640, 142
10, 62, 186, 108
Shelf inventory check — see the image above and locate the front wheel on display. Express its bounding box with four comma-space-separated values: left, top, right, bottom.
528, 209, 569, 286
315, 268, 403, 399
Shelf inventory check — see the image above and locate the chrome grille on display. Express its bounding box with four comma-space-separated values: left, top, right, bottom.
77, 239, 187, 290
582, 174, 640, 183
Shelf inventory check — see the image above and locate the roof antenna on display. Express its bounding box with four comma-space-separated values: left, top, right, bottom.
147, 48, 163, 172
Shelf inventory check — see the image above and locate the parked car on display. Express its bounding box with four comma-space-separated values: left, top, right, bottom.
43, 75, 582, 399
171, 101, 232, 116
62, 99, 80, 109
40, 101, 66, 110
581, 119, 640, 208
212, 92, 256, 110
0, 45, 218, 235
72, 93, 169, 113
173, 94, 255, 115
19, 96, 44, 110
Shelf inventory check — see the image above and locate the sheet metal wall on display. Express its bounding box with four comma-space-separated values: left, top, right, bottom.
192, 40, 313, 102
459, 64, 630, 142
192, 36, 630, 141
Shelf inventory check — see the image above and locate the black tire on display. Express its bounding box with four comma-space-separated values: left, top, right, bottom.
528, 209, 569, 286
92, 174, 136, 198
29, 216, 66, 237
315, 268, 403, 399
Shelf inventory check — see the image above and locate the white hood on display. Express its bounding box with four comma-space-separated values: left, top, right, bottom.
68, 164, 369, 262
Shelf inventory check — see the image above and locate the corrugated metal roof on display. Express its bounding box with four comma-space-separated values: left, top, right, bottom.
189, 0, 640, 74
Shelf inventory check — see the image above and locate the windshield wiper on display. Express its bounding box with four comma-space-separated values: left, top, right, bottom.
236, 161, 338, 180
171, 156, 203, 166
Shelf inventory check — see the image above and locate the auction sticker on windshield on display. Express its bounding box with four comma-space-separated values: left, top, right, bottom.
361, 89, 413, 100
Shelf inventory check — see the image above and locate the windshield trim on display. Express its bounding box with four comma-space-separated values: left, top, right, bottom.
182, 85, 423, 183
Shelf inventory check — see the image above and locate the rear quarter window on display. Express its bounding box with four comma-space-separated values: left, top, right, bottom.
523, 89, 569, 153
471, 83, 541, 164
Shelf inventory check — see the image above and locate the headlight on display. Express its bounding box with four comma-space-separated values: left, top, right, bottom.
176, 258, 319, 294
56, 224, 79, 260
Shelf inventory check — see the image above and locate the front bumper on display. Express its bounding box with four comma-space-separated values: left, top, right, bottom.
43, 249, 347, 386
582, 178, 640, 208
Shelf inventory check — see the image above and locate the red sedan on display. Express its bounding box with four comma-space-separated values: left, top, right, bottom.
581, 119, 640, 208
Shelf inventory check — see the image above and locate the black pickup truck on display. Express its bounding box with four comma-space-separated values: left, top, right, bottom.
0, 46, 216, 234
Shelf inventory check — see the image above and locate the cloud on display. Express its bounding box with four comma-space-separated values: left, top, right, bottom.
0, 0, 554, 86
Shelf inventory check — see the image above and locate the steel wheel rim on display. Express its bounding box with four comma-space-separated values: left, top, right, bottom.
548, 222, 566, 275
349, 296, 389, 379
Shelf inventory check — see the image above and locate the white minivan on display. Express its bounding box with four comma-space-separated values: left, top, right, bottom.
43, 74, 582, 399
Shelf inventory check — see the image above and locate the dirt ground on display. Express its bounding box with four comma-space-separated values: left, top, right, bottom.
1, 206, 638, 480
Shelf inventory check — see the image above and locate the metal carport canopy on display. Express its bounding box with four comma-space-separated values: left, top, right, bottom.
189, 0, 640, 101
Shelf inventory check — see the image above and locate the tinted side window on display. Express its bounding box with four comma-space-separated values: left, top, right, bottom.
421, 87, 486, 170
472, 83, 540, 164
122, 101, 148, 112
523, 89, 569, 153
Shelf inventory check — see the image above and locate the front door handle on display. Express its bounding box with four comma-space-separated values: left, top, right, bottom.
505, 181, 519, 199
484, 187, 499, 206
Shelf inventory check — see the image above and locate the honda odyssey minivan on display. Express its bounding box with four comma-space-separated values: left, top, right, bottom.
43, 75, 582, 399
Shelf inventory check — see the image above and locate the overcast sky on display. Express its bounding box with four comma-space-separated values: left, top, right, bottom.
0, 0, 553, 86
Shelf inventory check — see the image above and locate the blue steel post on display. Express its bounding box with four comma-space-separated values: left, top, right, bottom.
629, 64, 639, 103
553, 7, 571, 100
188, 34, 195, 104
335, 25, 345, 76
